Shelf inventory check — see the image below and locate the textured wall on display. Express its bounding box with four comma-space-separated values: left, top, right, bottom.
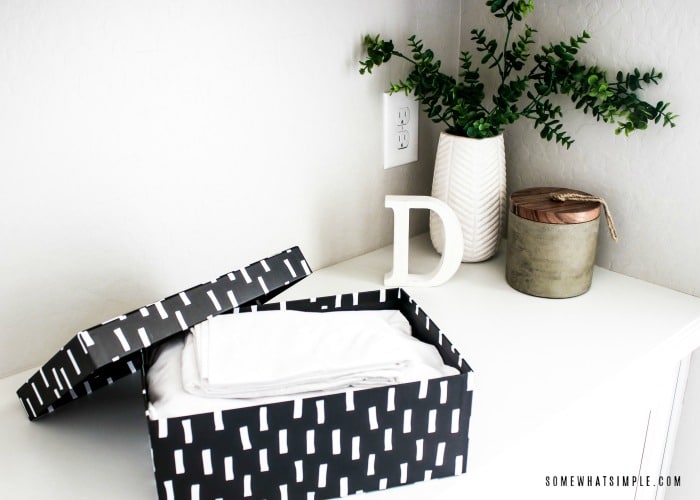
461, 0, 700, 297
461, 1, 700, 495
0, 0, 461, 376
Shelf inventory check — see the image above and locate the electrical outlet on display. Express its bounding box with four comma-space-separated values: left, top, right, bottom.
397, 106, 410, 126
397, 130, 409, 149
383, 92, 418, 168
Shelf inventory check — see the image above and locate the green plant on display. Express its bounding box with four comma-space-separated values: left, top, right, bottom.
359, 0, 676, 147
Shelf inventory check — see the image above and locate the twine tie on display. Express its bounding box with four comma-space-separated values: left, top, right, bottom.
550, 192, 619, 241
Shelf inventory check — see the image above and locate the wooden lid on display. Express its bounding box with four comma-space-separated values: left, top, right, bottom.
510, 187, 601, 224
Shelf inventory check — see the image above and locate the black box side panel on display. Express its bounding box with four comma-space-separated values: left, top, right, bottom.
150, 375, 470, 500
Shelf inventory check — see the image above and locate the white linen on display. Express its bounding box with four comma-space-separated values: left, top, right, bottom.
147, 309, 460, 420
183, 309, 449, 398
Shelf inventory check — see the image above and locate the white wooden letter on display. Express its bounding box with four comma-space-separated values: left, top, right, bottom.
384, 195, 463, 287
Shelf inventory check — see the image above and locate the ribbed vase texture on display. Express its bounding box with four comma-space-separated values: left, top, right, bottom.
430, 132, 506, 262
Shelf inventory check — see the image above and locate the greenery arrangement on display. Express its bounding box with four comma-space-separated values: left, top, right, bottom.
359, 0, 676, 147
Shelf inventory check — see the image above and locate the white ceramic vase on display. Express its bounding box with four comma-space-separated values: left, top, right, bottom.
429, 131, 506, 262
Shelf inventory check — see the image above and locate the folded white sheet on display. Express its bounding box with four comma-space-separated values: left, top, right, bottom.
147, 309, 459, 420
185, 310, 410, 399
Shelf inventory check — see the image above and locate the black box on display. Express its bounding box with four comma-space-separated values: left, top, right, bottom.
18, 247, 473, 500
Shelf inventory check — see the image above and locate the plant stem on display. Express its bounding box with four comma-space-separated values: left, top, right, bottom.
500, 15, 514, 83
488, 7, 513, 122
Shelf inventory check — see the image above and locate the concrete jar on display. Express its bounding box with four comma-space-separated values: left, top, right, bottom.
506, 187, 601, 298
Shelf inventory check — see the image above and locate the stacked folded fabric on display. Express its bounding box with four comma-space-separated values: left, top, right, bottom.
147, 309, 459, 420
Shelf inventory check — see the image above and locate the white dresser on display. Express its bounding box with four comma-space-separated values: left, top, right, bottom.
2, 235, 699, 500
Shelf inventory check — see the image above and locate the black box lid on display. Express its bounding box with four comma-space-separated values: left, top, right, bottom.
17, 247, 311, 420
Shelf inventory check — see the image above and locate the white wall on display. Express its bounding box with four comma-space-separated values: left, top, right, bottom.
0, 0, 462, 377
461, 0, 700, 297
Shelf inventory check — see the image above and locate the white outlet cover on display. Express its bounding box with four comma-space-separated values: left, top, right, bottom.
383, 92, 419, 169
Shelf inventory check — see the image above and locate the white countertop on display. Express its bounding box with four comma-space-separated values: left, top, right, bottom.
3, 235, 700, 499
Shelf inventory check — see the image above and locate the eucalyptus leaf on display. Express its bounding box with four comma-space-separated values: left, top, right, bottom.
358, 0, 676, 144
